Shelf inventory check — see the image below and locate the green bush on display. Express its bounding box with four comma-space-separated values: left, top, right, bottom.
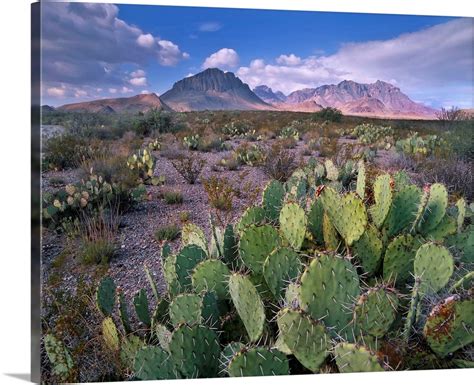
154, 224, 181, 242
312, 107, 343, 122
164, 191, 184, 204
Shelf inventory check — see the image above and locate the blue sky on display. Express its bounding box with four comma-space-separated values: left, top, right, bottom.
41, 3, 473, 108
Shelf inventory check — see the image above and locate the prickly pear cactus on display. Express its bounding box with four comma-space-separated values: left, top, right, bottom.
163, 254, 180, 296
423, 295, 474, 357
353, 286, 399, 337
385, 185, 421, 237
134, 345, 179, 380
356, 161, 366, 199
417, 183, 448, 235
102, 317, 120, 352
300, 253, 360, 338
191, 259, 230, 299
277, 308, 330, 372
182, 223, 208, 254
352, 225, 383, 276
118, 291, 131, 334
219, 342, 245, 375
334, 343, 384, 372
44, 334, 74, 382
307, 199, 324, 244
263, 247, 302, 299
320, 187, 367, 246
324, 159, 339, 181
322, 212, 340, 251
262, 180, 285, 222
227, 347, 289, 377
239, 224, 281, 274
223, 224, 239, 268
168, 293, 203, 327
279, 202, 307, 250
236, 206, 266, 235
133, 288, 151, 327
168, 324, 220, 378
120, 335, 145, 369
96, 276, 116, 317
414, 243, 454, 295
456, 198, 466, 233
369, 174, 392, 229
229, 273, 266, 342
383, 234, 418, 287
175, 245, 207, 290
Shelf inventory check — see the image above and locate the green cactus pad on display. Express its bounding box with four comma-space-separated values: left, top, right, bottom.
285, 283, 301, 308
386, 185, 421, 237
324, 159, 339, 181
168, 324, 220, 378
229, 273, 266, 342
201, 291, 221, 327
307, 199, 324, 244
300, 254, 360, 338
383, 234, 417, 287
154, 324, 172, 351
96, 276, 116, 317
262, 180, 285, 222
263, 247, 302, 299
239, 224, 280, 274
175, 245, 207, 290
322, 212, 340, 251
456, 198, 466, 233
120, 335, 145, 369
219, 342, 245, 375
134, 345, 179, 380
279, 202, 307, 250
352, 225, 383, 276
118, 291, 131, 334
102, 317, 120, 352
353, 286, 399, 337
133, 289, 151, 327
169, 294, 203, 327
192, 259, 230, 300
223, 224, 239, 268
236, 206, 266, 235
334, 343, 384, 372
320, 187, 367, 246
423, 295, 474, 357
44, 334, 74, 382
356, 161, 366, 199
277, 308, 330, 372
182, 223, 208, 254
414, 243, 454, 295
425, 214, 456, 241
418, 183, 448, 234
163, 254, 180, 296
369, 174, 392, 229
227, 347, 289, 377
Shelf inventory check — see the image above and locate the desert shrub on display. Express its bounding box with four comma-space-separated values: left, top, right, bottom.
43, 134, 88, 170
221, 120, 253, 138
318, 137, 341, 158
49, 177, 65, 187
261, 143, 298, 182
203, 176, 236, 211
132, 109, 176, 136
154, 224, 180, 242
278, 123, 300, 141
163, 190, 184, 204
436, 106, 469, 122
219, 156, 240, 171
312, 107, 343, 122
183, 134, 200, 150
197, 135, 228, 152
352, 124, 394, 146
171, 153, 206, 184
179, 211, 191, 223
234, 143, 264, 166
278, 137, 297, 149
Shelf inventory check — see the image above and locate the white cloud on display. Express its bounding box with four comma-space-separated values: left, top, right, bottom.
129, 77, 147, 86
46, 86, 66, 98
202, 48, 239, 69
120, 86, 133, 94
157, 40, 189, 66
136, 33, 155, 48
140, 90, 150, 94
130, 69, 146, 78
198, 22, 222, 32
109, 88, 117, 94
237, 19, 473, 106
276, 54, 302, 66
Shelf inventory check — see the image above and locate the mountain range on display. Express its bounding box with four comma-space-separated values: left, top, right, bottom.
53, 68, 436, 118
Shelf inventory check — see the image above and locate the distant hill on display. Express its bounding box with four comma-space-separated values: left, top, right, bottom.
57, 93, 171, 113
160, 68, 272, 111
41, 105, 56, 113
253, 85, 287, 104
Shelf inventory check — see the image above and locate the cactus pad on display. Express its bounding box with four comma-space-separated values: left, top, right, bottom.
227, 347, 289, 377
236, 206, 266, 235
277, 308, 330, 372
96, 276, 116, 317
300, 253, 360, 338
356, 161, 366, 199
369, 174, 392, 229
324, 159, 339, 181
133, 289, 151, 327
168, 324, 220, 378
44, 334, 74, 382
182, 223, 208, 253
353, 286, 399, 337
334, 343, 384, 372
169, 293, 203, 327
386, 185, 421, 237
239, 224, 280, 274
322, 212, 340, 251
383, 234, 417, 287
263, 247, 302, 299
262, 180, 285, 222
320, 187, 367, 246
192, 259, 230, 300
352, 225, 383, 276
219, 342, 245, 374
414, 243, 454, 295
102, 317, 120, 352
279, 202, 307, 250
418, 183, 448, 234
175, 245, 207, 290
163, 254, 180, 296
229, 273, 266, 342
134, 345, 179, 380
307, 199, 324, 244
423, 295, 474, 357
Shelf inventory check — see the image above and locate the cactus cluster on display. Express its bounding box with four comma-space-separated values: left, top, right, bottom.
278, 126, 300, 141
127, 148, 164, 185
46, 161, 473, 380
352, 123, 394, 147
396, 132, 447, 157
183, 134, 200, 150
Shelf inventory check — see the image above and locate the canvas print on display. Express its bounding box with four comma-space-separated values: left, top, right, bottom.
34, 1, 474, 383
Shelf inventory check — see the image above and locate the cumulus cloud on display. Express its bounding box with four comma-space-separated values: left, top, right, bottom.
237, 19, 473, 106
40, 3, 188, 102
202, 48, 239, 69
129, 77, 147, 86
198, 22, 222, 32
